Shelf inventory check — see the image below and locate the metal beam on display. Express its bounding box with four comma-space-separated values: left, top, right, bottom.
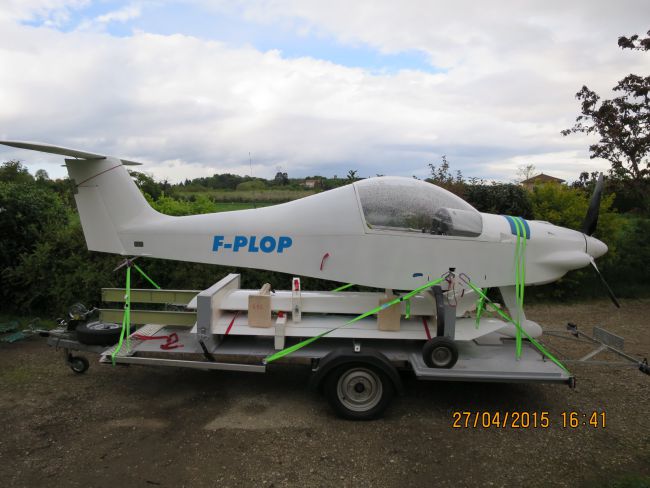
102, 288, 200, 305
102, 355, 266, 372
99, 309, 196, 326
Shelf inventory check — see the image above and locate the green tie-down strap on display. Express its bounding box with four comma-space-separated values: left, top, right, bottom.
132, 262, 161, 290
475, 288, 487, 328
463, 280, 569, 374
332, 283, 355, 292
512, 216, 528, 359
111, 265, 132, 364
264, 276, 446, 364
110, 261, 161, 364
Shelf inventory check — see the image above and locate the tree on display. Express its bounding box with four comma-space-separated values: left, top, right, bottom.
274, 171, 289, 185
0, 160, 34, 184
571, 171, 601, 190
34, 169, 50, 181
618, 30, 650, 51
129, 170, 163, 200
346, 170, 358, 182
562, 30, 649, 206
516, 164, 536, 183
426, 155, 465, 195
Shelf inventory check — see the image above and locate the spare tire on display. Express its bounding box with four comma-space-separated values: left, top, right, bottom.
76, 321, 126, 346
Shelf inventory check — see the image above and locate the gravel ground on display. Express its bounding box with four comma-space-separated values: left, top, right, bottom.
1, 299, 649, 488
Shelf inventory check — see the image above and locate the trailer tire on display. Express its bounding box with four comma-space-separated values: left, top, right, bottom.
324, 363, 394, 420
76, 321, 124, 346
69, 355, 89, 374
422, 337, 458, 368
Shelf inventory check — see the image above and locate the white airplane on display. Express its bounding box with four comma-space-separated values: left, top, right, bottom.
0, 140, 617, 345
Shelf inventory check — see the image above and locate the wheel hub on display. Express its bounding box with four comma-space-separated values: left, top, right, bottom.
87, 321, 120, 331
432, 346, 452, 366
337, 368, 383, 412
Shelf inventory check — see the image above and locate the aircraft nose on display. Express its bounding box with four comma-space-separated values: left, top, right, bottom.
585, 235, 608, 259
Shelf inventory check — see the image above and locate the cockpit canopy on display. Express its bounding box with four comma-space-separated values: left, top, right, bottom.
355, 177, 483, 237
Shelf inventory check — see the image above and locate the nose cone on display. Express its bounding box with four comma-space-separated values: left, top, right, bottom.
586, 235, 608, 259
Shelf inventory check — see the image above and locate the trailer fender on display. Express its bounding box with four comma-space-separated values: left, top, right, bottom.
309, 348, 404, 395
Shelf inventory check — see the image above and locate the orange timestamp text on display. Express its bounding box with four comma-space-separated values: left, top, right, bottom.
451, 411, 606, 429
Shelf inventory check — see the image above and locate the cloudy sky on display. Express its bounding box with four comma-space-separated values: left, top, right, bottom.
0, 1, 648, 183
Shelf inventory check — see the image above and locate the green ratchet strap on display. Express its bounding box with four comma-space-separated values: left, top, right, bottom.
405, 298, 411, 320
264, 276, 445, 364
111, 260, 160, 364
332, 283, 355, 292
512, 216, 527, 359
111, 265, 132, 364
132, 262, 161, 290
475, 288, 487, 328
463, 279, 569, 373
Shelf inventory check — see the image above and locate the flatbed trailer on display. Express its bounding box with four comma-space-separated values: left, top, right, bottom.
41, 274, 573, 420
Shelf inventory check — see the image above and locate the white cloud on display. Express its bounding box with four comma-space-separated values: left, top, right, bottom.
1, 1, 648, 183
74, 3, 142, 32
0, 0, 90, 25
95, 4, 141, 24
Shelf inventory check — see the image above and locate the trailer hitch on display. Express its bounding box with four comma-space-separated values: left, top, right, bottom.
640, 358, 649, 375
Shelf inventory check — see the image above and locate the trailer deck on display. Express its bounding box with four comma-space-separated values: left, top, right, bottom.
42, 273, 575, 419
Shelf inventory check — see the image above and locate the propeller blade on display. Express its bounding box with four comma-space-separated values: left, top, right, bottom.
589, 258, 621, 308
582, 173, 604, 236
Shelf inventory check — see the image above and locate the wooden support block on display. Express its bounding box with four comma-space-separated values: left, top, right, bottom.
377, 295, 401, 331
275, 313, 287, 350
248, 283, 272, 328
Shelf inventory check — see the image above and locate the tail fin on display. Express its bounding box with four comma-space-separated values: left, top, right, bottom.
1, 141, 160, 255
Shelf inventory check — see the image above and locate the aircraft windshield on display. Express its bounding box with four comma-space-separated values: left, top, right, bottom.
355, 177, 483, 237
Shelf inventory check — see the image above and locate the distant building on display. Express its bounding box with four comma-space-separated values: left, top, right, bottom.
520, 173, 565, 190
303, 179, 321, 189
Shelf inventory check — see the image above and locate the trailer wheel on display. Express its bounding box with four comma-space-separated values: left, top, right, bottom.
422, 337, 458, 368
69, 356, 89, 374
76, 321, 124, 346
324, 363, 394, 420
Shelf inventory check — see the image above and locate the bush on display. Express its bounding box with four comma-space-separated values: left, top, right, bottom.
526, 183, 631, 302
530, 183, 624, 260
0, 181, 68, 279
2, 222, 120, 314
464, 184, 534, 218
236, 180, 266, 191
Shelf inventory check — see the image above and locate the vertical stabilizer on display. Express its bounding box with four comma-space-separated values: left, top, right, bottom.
65, 157, 161, 254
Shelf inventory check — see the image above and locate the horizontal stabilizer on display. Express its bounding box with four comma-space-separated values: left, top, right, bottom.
0, 140, 142, 165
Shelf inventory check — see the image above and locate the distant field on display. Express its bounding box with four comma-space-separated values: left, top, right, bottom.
211, 202, 273, 211
175, 189, 316, 203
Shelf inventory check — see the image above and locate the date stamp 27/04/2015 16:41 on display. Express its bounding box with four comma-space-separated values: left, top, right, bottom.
451, 411, 607, 429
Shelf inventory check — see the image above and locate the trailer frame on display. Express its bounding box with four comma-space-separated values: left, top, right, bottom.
40, 273, 575, 419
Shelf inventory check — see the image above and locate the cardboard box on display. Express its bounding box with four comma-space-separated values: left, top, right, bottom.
248, 283, 272, 328
377, 295, 401, 331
